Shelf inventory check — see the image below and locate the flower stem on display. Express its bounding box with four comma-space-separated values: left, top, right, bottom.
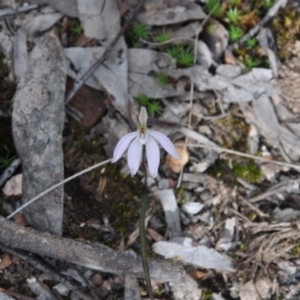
140, 161, 154, 300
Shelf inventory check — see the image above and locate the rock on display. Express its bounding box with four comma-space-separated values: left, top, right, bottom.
239, 281, 260, 300
53, 283, 69, 296
255, 278, 273, 300
2, 174, 22, 198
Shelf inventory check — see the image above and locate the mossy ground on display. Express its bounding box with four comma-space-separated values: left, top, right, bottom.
63, 120, 144, 247
208, 112, 262, 184
204, 0, 300, 66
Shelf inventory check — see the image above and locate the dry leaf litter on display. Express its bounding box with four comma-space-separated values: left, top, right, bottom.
0, 0, 300, 300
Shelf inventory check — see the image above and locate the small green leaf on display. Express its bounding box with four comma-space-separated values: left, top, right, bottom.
245, 37, 257, 48
155, 73, 170, 87
264, 0, 274, 10
154, 29, 172, 43
226, 7, 239, 23
135, 94, 150, 107
132, 23, 150, 40
205, 0, 222, 17
134, 94, 163, 117
166, 45, 194, 68
70, 24, 83, 35
0, 154, 15, 169
244, 57, 261, 70
147, 101, 163, 117
229, 25, 243, 42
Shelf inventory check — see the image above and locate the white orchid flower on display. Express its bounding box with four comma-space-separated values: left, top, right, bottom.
112, 106, 180, 177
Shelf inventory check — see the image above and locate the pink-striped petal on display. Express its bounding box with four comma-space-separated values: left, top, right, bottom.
146, 135, 160, 178
149, 130, 180, 159
139, 106, 148, 126
112, 131, 138, 163
127, 137, 143, 176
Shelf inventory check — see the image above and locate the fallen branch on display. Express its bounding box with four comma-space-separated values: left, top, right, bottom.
0, 216, 183, 282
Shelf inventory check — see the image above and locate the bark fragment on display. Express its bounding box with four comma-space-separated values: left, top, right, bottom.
12, 31, 66, 235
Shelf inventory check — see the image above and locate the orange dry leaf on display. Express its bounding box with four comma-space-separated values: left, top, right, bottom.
11, 256, 20, 265
165, 143, 189, 173
147, 228, 164, 242
14, 213, 28, 227
224, 49, 237, 65
188, 270, 208, 279
0, 254, 12, 270
2, 174, 22, 198
102, 280, 112, 291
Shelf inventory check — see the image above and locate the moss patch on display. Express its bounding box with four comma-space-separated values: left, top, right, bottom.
212, 113, 250, 152
232, 158, 262, 183
63, 120, 143, 246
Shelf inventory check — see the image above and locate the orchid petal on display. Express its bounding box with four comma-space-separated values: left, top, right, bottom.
146, 135, 160, 178
112, 131, 138, 163
149, 130, 180, 159
127, 137, 143, 176
139, 106, 148, 126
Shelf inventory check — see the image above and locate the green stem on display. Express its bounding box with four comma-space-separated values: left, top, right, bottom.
140, 162, 154, 300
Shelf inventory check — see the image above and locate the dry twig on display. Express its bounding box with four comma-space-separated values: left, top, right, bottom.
238, 222, 300, 279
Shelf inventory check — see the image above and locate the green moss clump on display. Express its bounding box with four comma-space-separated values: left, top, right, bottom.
232, 159, 262, 183
271, 7, 300, 60
201, 291, 213, 300
292, 244, 300, 256
208, 158, 262, 185
166, 45, 194, 68
214, 115, 250, 152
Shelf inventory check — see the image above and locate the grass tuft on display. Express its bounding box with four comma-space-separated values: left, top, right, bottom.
226, 7, 240, 23
135, 94, 163, 117
154, 29, 172, 43
132, 23, 150, 40
166, 45, 194, 68
229, 25, 244, 42
155, 72, 170, 86
205, 0, 222, 17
